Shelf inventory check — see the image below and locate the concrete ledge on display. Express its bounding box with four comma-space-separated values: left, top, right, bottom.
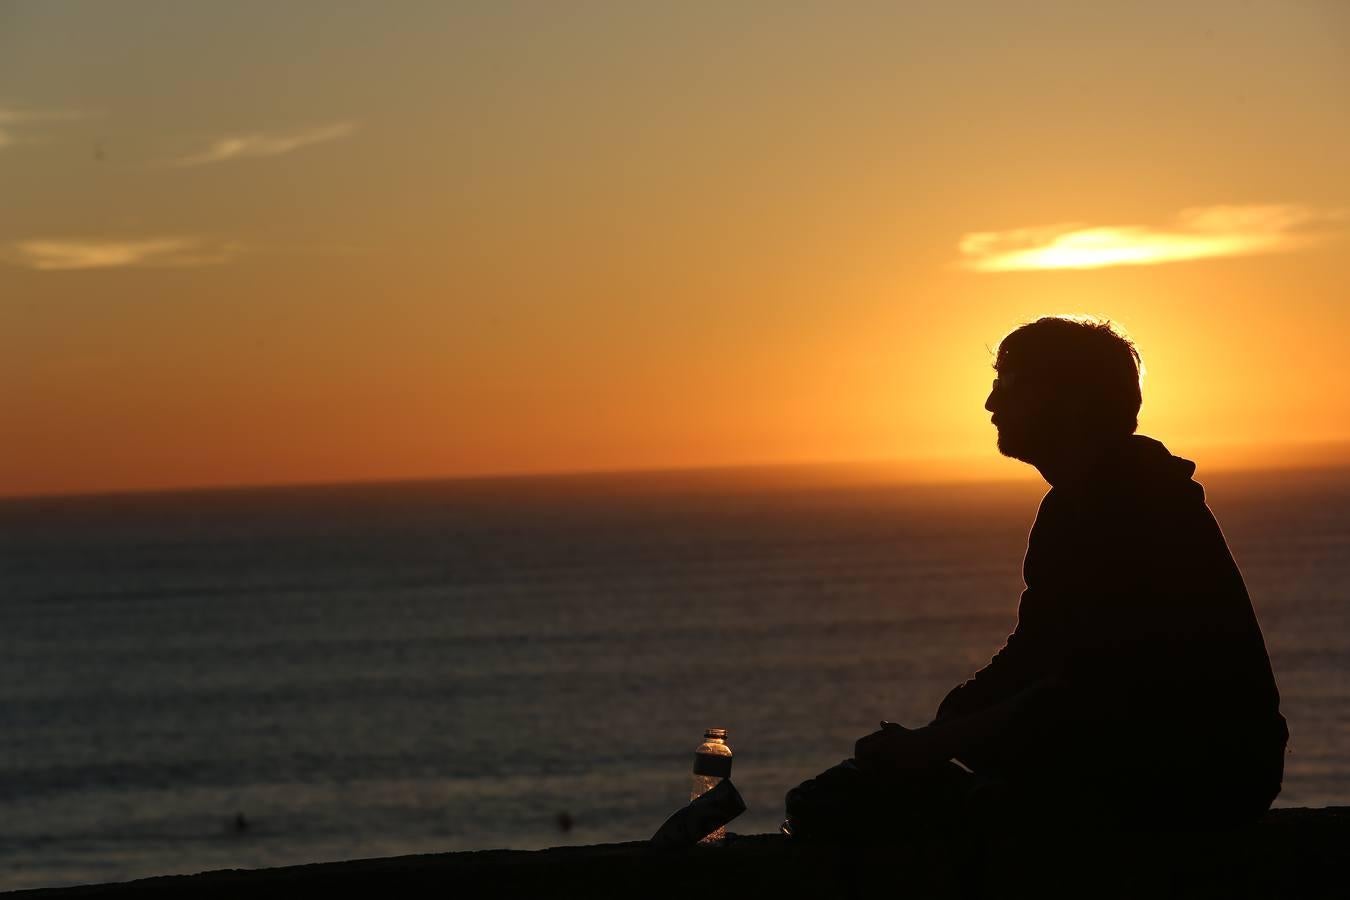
7, 808, 1348, 899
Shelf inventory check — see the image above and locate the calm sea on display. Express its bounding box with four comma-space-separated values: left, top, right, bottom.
2, 464, 1347, 890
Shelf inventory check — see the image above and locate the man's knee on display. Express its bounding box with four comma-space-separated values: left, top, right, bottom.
784, 758, 975, 843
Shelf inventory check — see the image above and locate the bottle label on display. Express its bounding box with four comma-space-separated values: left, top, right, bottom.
693, 752, 732, 778
650, 778, 747, 849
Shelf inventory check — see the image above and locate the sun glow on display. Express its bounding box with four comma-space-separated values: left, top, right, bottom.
3, 5, 1350, 497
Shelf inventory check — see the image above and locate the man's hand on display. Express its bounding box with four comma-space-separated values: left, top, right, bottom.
856, 678, 1065, 776
854, 721, 942, 775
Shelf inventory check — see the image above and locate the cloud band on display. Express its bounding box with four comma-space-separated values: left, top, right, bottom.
960, 204, 1349, 272
7, 237, 241, 271
171, 122, 356, 167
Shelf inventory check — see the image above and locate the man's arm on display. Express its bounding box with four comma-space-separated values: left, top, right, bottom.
933, 616, 1042, 724
859, 679, 1055, 774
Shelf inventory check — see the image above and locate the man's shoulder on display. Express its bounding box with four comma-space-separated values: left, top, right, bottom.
1058, 435, 1207, 513
1035, 454, 1218, 560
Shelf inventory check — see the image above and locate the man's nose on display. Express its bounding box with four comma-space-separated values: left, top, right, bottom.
984, 389, 996, 413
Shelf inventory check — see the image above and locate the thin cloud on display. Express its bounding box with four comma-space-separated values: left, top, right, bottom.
8, 237, 241, 271
0, 105, 90, 149
171, 122, 356, 167
959, 204, 1350, 272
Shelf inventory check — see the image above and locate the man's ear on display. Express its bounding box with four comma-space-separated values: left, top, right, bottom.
1056, 391, 1102, 429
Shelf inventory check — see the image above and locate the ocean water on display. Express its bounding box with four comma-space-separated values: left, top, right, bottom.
2, 464, 1347, 890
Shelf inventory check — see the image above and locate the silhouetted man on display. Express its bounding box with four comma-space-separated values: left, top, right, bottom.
787, 316, 1288, 836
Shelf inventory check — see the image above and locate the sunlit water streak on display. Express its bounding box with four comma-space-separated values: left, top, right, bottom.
1, 465, 1346, 890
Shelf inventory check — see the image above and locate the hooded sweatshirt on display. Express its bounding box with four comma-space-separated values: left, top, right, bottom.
935, 434, 1288, 822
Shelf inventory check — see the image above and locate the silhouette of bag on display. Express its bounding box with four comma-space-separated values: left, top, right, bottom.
650, 778, 746, 848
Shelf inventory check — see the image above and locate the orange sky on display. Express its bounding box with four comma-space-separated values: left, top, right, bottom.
3, 2, 1349, 497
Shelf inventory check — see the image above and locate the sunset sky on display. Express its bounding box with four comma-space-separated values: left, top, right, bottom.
3, 1, 1349, 497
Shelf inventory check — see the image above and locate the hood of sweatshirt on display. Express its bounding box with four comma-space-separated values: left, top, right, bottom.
1113, 434, 1198, 481
1057, 434, 1203, 504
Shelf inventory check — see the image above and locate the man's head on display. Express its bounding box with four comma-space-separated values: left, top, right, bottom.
985, 316, 1142, 465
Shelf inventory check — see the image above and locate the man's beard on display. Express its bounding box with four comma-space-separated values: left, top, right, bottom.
995, 422, 1051, 465
996, 409, 1104, 466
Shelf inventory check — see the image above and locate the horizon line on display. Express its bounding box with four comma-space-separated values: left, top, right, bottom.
4, 437, 1350, 504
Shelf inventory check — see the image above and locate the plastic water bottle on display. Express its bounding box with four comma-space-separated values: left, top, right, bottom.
691, 728, 733, 845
